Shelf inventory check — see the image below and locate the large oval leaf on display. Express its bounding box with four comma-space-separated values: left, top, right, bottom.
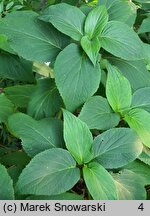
54, 43, 101, 112
100, 21, 143, 60
124, 108, 150, 148
0, 11, 68, 62
8, 113, 64, 157
93, 128, 143, 169
112, 169, 146, 200
16, 149, 80, 196
106, 63, 132, 113
0, 94, 14, 123
83, 162, 117, 200
0, 164, 14, 200
79, 96, 120, 130
63, 109, 93, 164
39, 3, 85, 41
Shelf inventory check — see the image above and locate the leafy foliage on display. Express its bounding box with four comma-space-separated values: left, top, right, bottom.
0, 0, 150, 200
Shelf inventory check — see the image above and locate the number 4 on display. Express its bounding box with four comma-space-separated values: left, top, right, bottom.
138, 203, 144, 211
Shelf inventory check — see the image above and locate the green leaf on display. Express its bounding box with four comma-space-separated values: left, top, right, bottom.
112, 169, 146, 200
125, 160, 150, 186
8, 113, 64, 157
134, 0, 150, 2
100, 21, 143, 60
6, 1, 14, 10
54, 43, 101, 112
0, 11, 68, 62
97, 0, 116, 8
79, 96, 120, 130
0, 34, 15, 54
63, 109, 93, 164
138, 17, 150, 34
93, 128, 143, 169
83, 162, 117, 200
27, 78, 63, 120
138, 146, 150, 166
108, 0, 137, 26
5, 85, 36, 108
0, 94, 14, 124
84, 5, 108, 39
81, 36, 101, 66
131, 87, 150, 112
108, 57, 150, 91
39, 3, 85, 41
8, 165, 24, 185
106, 64, 132, 113
61, 0, 79, 5
0, 164, 14, 200
124, 108, 150, 148
27, 193, 83, 200
16, 148, 80, 195
0, 151, 30, 167
143, 43, 150, 69
0, 1, 4, 13
0, 52, 34, 82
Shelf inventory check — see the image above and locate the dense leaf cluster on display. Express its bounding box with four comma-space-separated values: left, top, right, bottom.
0, 0, 150, 200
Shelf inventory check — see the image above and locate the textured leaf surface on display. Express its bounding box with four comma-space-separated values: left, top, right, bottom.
16, 149, 80, 195
112, 169, 146, 200
108, 58, 150, 91
0, 151, 30, 167
27, 78, 63, 120
100, 21, 143, 60
97, 0, 116, 8
93, 128, 143, 169
106, 64, 132, 113
39, 3, 85, 41
5, 85, 36, 108
83, 162, 117, 200
0, 94, 14, 123
8, 113, 64, 157
125, 160, 150, 185
63, 110, 93, 164
0, 34, 15, 53
79, 96, 120, 130
81, 36, 101, 66
0, 164, 14, 200
84, 5, 108, 39
0, 11, 68, 62
143, 43, 150, 67
138, 146, 150, 166
0, 52, 34, 82
138, 17, 150, 34
131, 87, 150, 112
108, 0, 137, 26
125, 108, 150, 148
54, 43, 101, 111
